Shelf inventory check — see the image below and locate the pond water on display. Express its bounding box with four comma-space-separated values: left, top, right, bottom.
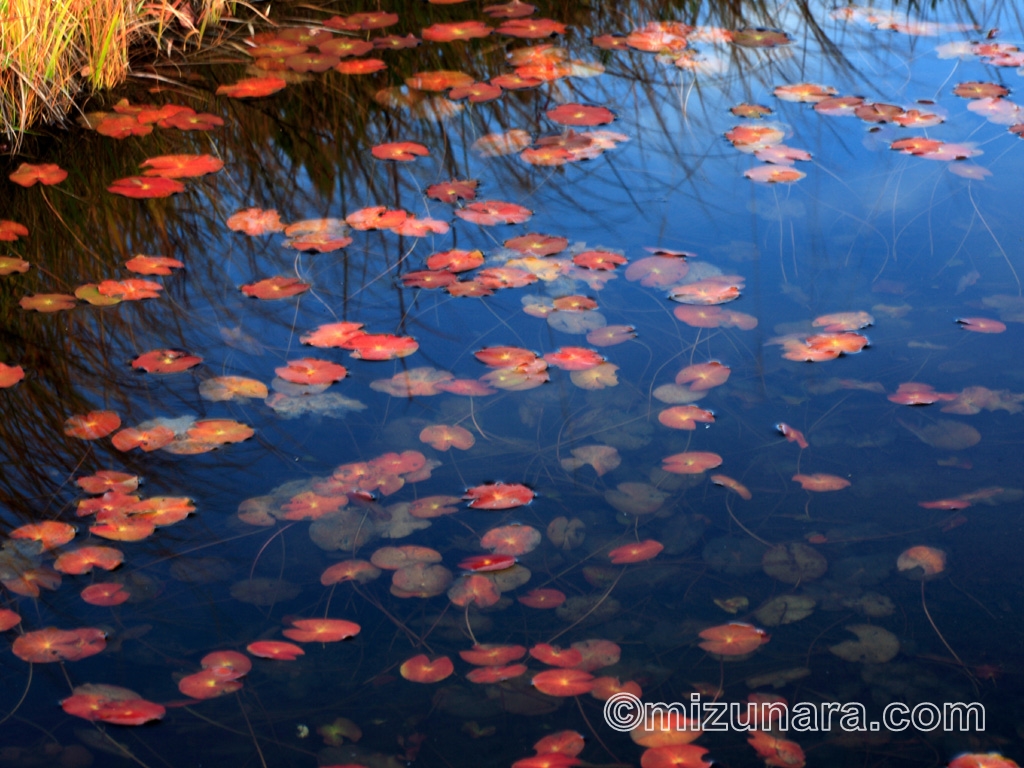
2, 1, 1024, 767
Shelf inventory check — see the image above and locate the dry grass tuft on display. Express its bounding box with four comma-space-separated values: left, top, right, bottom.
0, 0, 231, 146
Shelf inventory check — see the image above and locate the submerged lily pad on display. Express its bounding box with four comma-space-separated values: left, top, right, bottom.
604, 482, 667, 516
703, 536, 765, 575
309, 510, 378, 551
829, 624, 900, 663
762, 543, 827, 584
898, 418, 981, 450
754, 594, 816, 626
230, 577, 301, 606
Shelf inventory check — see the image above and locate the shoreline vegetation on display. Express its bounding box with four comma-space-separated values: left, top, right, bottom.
0, 0, 242, 147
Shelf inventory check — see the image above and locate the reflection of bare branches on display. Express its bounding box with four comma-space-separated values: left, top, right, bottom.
0, 0, 1016, 529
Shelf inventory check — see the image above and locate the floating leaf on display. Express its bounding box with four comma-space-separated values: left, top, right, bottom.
199, 376, 268, 401
698, 622, 769, 656
241, 276, 311, 299
107, 176, 185, 198
131, 349, 202, 373
64, 411, 121, 440
464, 482, 534, 510
608, 539, 663, 564
898, 418, 981, 450
227, 207, 285, 235
560, 445, 620, 476
0, 220, 28, 241
481, 524, 541, 556
124, 255, 183, 275
283, 617, 360, 643
456, 200, 532, 226
12, 627, 106, 663
546, 103, 615, 126
371, 141, 430, 161
762, 544, 827, 584
20, 293, 76, 312
216, 76, 287, 98
420, 424, 475, 451
140, 154, 224, 178
9, 163, 67, 187
829, 624, 899, 663
570, 362, 618, 389
400, 654, 454, 683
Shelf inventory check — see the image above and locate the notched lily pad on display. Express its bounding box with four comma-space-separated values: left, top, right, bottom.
230, 577, 301, 606
829, 624, 899, 663
555, 593, 621, 623
762, 543, 827, 584
309, 509, 378, 551
703, 536, 765, 575
547, 516, 586, 549
483, 564, 532, 593
745, 666, 811, 689
842, 592, 895, 617
604, 482, 667, 516
754, 594, 816, 626
898, 418, 980, 450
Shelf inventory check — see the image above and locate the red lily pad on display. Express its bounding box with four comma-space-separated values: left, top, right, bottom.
0, 220, 30, 241
64, 410, 121, 439
0, 363, 25, 387
9, 163, 68, 187
20, 293, 76, 312
241, 276, 311, 299
107, 176, 185, 198
227, 207, 285, 235
131, 349, 202, 373
547, 103, 615, 126
140, 154, 224, 178
124, 255, 184, 275
371, 141, 430, 161
456, 200, 532, 226
216, 76, 287, 98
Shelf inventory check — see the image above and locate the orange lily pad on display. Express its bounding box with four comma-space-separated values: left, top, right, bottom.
226, 207, 285, 235
276, 358, 348, 385
247, 640, 305, 660
132, 349, 202, 373
9, 163, 67, 187
547, 103, 615, 126
698, 622, 769, 655
464, 482, 534, 509
124, 255, 184, 275
792, 473, 850, 491
420, 424, 475, 451
107, 176, 185, 198
11, 520, 76, 549
456, 200, 532, 226
81, 582, 130, 606
64, 410, 120, 439
532, 668, 594, 696
20, 293, 76, 312
241, 276, 311, 299
216, 76, 287, 98
282, 618, 361, 642
608, 539, 664, 564
0, 363, 24, 387
518, 588, 566, 608
0, 220, 29, 241
12, 627, 106, 663
400, 654, 454, 683
140, 154, 224, 178
371, 141, 430, 161
54, 546, 124, 575
662, 451, 723, 474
